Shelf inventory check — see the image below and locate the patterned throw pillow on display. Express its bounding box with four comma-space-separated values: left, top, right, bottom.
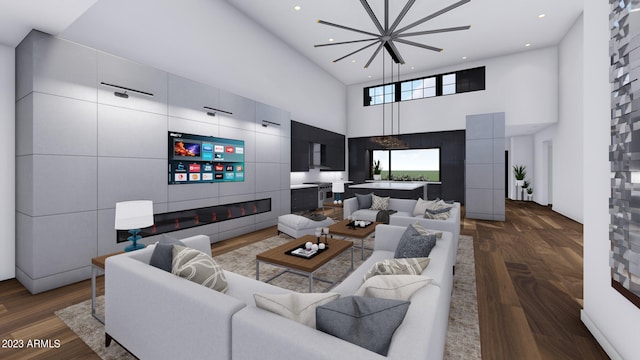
370, 194, 390, 210
253, 292, 339, 328
363, 257, 431, 282
412, 221, 443, 239
394, 225, 438, 258
172, 245, 228, 293
355, 274, 431, 301
423, 201, 452, 220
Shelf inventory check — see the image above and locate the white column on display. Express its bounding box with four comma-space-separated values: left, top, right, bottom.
0, 44, 15, 281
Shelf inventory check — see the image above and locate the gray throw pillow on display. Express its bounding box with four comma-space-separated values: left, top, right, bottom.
149, 234, 185, 272
355, 193, 373, 209
316, 296, 410, 356
394, 224, 437, 259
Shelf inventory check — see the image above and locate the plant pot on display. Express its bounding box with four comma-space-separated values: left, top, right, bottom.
373, 174, 382, 181
515, 180, 524, 187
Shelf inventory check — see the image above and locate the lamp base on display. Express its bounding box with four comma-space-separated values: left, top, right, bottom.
124, 229, 144, 252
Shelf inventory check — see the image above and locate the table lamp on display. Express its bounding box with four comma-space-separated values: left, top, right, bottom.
332, 181, 345, 204
114, 200, 154, 252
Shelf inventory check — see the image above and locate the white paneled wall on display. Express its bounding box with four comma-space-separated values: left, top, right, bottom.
0, 44, 15, 281
15, 31, 290, 293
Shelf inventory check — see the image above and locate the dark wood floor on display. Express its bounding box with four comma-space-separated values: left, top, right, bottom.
0, 200, 608, 359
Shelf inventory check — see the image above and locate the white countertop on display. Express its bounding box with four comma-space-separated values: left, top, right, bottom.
291, 184, 318, 189
349, 182, 427, 190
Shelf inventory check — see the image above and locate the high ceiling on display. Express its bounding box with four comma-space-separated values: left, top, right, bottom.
0, 1, 583, 86
226, 0, 584, 85
0, 0, 97, 47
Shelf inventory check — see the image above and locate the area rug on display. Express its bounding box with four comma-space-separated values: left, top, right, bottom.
56, 234, 480, 359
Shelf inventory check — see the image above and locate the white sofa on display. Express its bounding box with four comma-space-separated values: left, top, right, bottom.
344, 197, 461, 265
106, 226, 455, 359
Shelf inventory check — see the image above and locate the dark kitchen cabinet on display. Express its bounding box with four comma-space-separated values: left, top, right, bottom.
291, 187, 318, 212
291, 120, 345, 172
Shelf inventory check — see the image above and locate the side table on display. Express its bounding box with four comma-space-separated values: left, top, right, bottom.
322, 201, 343, 220
91, 251, 123, 324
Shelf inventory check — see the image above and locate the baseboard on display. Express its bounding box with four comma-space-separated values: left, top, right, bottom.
580, 309, 622, 360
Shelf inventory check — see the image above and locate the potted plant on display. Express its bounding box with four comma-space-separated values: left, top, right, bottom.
522, 180, 530, 190
526, 187, 533, 201
513, 165, 526, 187
372, 160, 382, 180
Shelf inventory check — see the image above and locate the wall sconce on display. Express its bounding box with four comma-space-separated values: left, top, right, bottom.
262, 120, 281, 128
204, 106, 233, 117
100, 82, 154, 98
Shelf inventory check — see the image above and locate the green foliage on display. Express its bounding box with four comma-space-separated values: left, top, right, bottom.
373, 160, 382, 175
522, 180, 530, 189
513, 165, 527, 180
527, 187, 533, 194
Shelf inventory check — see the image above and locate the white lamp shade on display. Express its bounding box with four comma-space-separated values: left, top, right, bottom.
332, 181, 345, 193
114, 200, 154, 230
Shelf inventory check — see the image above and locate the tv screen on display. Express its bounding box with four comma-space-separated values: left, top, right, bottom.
168, 132, 245, 184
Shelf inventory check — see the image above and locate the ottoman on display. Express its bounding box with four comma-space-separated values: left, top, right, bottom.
277, 214, 335, 238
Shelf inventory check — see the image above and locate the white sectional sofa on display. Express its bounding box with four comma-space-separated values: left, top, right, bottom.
344, 197, 461, 265
105, 225, 455, 359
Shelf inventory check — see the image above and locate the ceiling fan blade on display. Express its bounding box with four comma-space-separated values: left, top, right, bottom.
384, 40, 405, 64
365, 43, 384, 68
394, 38, 443, 52
398, 25, 471, 38
388, 0, 416, 33
314, 38, 379, 47
360, 0, 384, 34
393, 0, 471, 35
332, 40, 380, 63
317, 20, 379, 37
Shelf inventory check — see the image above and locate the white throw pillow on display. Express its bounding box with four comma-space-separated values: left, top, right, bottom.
254, 292, 340, 328
412, 198, 437, 216
355, 275, 432, 301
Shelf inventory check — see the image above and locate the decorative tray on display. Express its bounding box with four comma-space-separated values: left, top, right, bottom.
346, 220, 373, 229
286, 244, 329, 259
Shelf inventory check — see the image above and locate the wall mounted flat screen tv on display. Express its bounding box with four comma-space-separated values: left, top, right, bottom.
168, 132, 245, 184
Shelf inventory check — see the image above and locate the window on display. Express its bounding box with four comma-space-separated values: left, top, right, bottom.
364, 66, 485, 106
367, 84, 395, 106
442, 73, 456, 95
372, 148, 440, 181
401, 77, 436, 101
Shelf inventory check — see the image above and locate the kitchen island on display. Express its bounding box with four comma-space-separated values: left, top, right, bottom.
347, 181, 441, 200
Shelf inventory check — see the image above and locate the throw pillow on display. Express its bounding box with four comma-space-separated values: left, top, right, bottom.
363, 257, 431, 282
394, 225, 437, 259
149, 234, 185, 272
316, 296, 410, 356
355, 193, 373, 210
412, 221, 443, 239
370, 194, 390, 210
424, 207, 451, 220
253, 292, 339, 328
355, 275, 431, 301
172, 245, 228, 293
412, 198, 437, 216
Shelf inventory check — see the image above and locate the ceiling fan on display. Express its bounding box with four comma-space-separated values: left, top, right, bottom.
314, 0, 471, 68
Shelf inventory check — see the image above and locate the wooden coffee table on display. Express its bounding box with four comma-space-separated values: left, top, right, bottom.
329, 220, 382, 260
256, 235, 354, 292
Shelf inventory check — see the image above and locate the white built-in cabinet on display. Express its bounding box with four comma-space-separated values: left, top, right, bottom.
15, 30, 291, 293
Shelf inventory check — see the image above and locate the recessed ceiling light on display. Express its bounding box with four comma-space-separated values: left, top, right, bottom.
294, 5, 301, 11
538, 13, 546, 19
525, 43, 531, 47
462, 56, 467, 60
329, 38, 334, 42
411, 66, 415, 70
368, 75, 372, 78
351, 59, 356, 63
